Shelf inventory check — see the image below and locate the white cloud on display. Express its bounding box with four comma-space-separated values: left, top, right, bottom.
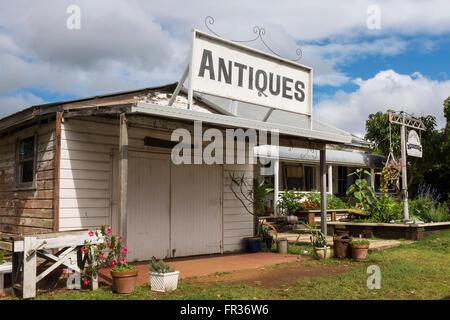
0, 1, 449, 117
0, 93, 44, 119
315, 70, 450, 135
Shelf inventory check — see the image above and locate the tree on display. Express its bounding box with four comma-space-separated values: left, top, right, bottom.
364, 104, 449, 202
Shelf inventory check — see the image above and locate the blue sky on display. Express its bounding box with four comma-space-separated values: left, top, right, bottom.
313, 35, 450, 101
0, 1, 449, 136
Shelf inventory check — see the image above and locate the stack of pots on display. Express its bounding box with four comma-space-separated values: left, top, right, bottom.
333, 230, 351, 259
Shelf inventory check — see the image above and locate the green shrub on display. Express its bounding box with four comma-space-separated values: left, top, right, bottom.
305, 192, 348, 209
0, 250, 4, 264
410, 195, 450, 222
369, 194, 402, 223
409, 194, 435, 219
326, 194, 347, 209
422, 202, 450, 222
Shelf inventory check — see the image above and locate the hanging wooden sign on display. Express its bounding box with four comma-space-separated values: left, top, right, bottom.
407, 130, 422, 158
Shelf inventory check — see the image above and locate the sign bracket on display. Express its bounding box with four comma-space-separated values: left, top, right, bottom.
168, 65, 190, 107
387, 110, 427, 220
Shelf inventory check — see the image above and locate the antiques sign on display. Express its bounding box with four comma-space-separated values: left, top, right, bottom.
407, 130, 422, 158
189, 30, 312, 115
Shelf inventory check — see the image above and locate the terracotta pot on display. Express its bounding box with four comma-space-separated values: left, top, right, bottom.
333, 236, 351, 259
314, 246, 331, 259
350, 244, 369, 261
111, 269, 139, 294
335, 229, 350, 237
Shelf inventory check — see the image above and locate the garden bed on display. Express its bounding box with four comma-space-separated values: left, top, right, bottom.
327, 221, 450, 240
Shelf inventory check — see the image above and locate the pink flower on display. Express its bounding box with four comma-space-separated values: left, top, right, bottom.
111, 260, 117, 266
107, 228, 111, 235
88, 230, 94, 237
120, 258, 125, 265
118, 236, 122, 240
99, 253, 104, 259
83, 279, 89, 285
106, 242, 110, 247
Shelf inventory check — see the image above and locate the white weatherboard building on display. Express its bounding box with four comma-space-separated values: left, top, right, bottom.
0, 30, 380, 261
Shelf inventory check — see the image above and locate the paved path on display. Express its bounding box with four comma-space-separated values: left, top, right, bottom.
99, 252, 298, 286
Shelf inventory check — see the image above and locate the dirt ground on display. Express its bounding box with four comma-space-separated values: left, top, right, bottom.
190, 259, 353, 288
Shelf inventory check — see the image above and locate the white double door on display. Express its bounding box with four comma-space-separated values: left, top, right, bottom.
112, 151, 222, 261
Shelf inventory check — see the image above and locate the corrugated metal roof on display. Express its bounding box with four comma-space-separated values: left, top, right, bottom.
201, 94, 371, 148
132, 102, 353, 144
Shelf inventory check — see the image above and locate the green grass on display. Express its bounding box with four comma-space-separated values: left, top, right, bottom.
35, 231, 450, 300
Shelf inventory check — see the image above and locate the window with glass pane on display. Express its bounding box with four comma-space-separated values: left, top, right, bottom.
17, 136, 35, 185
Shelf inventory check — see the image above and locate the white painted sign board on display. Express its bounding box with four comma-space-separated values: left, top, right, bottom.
189, 29, 313, 116
407, 130, 422, 158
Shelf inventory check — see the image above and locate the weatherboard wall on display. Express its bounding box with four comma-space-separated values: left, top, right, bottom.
0, 121, 56, 235
59, 117, 253, 253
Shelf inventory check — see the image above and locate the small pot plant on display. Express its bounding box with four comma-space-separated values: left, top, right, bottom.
149, 257, 180, 292
83, 226, 138, 294
350, 237, 370, 261
305, 224, 330, 259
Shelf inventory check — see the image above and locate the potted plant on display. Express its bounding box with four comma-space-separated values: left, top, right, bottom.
83, 226, 139, 294
149, 257, 180, 292
306, 225, 330, 259
350, 238, 370, 261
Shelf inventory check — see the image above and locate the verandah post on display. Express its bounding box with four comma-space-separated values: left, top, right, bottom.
118, 113, 129, 243
320, 148, 327, 236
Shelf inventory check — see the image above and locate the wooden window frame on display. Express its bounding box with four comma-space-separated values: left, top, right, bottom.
14, 133, 38, 190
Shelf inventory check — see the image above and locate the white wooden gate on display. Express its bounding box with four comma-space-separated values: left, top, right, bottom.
170, 164, 222, 257
112, 151, 223, 261
126, 152, 171, 261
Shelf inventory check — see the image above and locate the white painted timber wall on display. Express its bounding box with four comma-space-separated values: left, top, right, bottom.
60, 117, 254, 255
222, 163, 254, 252
59, 119, 116, 231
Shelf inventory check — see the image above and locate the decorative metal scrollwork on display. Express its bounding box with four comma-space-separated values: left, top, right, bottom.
204, 16, 302, 62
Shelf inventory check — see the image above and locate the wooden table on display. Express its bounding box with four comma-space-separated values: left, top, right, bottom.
0, 262, 12, 295
294, 209, 349, 226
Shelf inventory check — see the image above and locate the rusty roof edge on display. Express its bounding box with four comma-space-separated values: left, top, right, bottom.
0, 83, 181, 133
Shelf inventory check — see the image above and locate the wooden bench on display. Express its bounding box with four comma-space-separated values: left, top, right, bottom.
0, 262, 12, 295
294, 209, 349, 226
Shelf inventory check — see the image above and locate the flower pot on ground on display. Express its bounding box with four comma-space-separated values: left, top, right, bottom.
82, 225, 136, 293
333, 235, 351, 259
306, 223, 330, 260
243, 237, 261, 253
350, 239, 370, 261
314, 246, 331, 259
149, 258, 179, 292
111, 266, 139, 294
